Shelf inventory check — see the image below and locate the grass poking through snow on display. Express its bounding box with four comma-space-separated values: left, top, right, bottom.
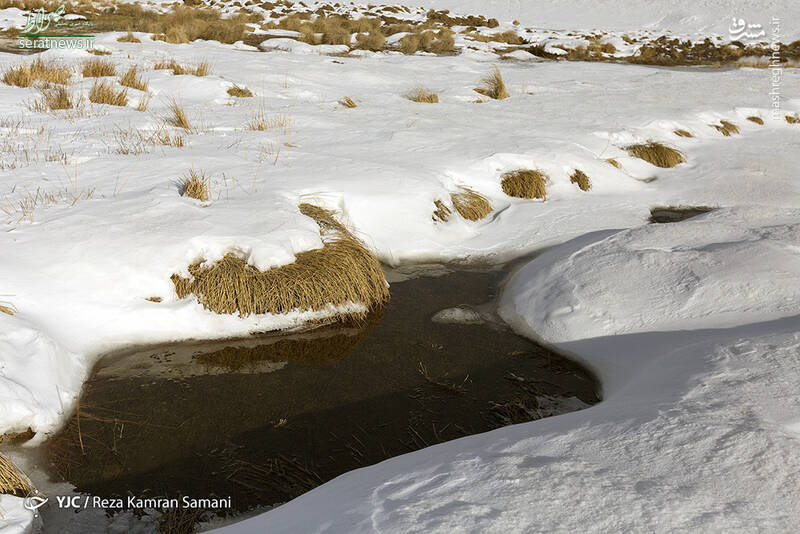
181, 169, 210, 201
474, 66, 508, 100
340, 97, 357, 108
166, 99, 192, 131
710, 120, 740, 136
450, 187, 492, 220
673, 129, 693, 137
117, 31, 141, 43
171, 204, 390, 319
625, 142, 685, 168
119, 66, 148, 92
407, 87, 439, 103
501, 169, 548, 200
89, 81, 128, 106
747, 116, 764, 125
570, 169, 592, 191
227, 84, 252, 97
432, 199, 451, 222
2, 57, 71, 87
82, 58, 115, 78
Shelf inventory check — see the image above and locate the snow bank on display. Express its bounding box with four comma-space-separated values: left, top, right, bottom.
217, 206, 800, 533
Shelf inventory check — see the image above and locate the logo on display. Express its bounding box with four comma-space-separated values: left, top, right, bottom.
728, 17, 766, 43
17, 3, 95, 50
23, 488, 48, 518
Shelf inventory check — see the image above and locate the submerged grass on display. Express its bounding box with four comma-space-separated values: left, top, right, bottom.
450, 187, 491, 220
501, 169, 548, 200
171, 204, 389, 319
625, 142, 685, 168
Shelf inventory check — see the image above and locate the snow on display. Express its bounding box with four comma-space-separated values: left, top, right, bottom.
0, 0, 799, 531
216, 206, 800, 533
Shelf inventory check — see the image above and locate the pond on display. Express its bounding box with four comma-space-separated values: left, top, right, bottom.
37, 262, 600, 531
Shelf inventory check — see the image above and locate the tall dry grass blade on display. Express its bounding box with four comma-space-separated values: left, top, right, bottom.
167, 99, 192, 131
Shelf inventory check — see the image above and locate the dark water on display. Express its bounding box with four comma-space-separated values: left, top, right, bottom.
41, 264, 599, 528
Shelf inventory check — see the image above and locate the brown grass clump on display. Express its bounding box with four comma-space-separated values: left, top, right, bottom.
474, 66, 508, 100
119, 66, 148, 91
340, 96, 357, 108
606, 158, 621, 169
450, 187, 492, 220
89, 80, 128, 106
0, 452, 35, 497
501, 169, 548, 200
167, 99, 192, 130
136, 94, 151, 112
787, 114, 800, 124
33, 86, 74, 111
2, 57, 71, 87
570, 169, 592, 191
0, 297, 16, 316
82, 58, 115, 78
181, 168, 210, 201
625, 142, 685, 168
710, 120, 739, 136
117, 31, 141, 43
673, 129, 693, 137
432, 199, 451, 222
248, 110, 293, 132
355, 30, 386, 51
406, 87, 439, 103
153, 59, 209, 76
747, 116, 764, 125
87, 49, 111, 56
227, 84, 252, 97
171, 204, 390, 319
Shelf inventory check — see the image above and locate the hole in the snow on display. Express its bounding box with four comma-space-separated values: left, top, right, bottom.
649, 205, 715, 223
40, 264, 599, 527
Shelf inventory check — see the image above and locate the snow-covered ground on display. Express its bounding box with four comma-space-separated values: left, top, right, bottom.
1, 0, 799, 531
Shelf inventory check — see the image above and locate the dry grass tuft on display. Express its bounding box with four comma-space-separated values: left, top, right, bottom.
248, 110, 292, 132
747, 116, 764, 125
119, 66, 148, 91
136, 94, 151, 112
450, 187, 492, 220
32, 85, 74, 111
227, 84, 252, 97
171, 204, 390, 319
570, 169, 592, 191
787, 114, 800, 124
0, 452, 35, 496
355, 30, 386, 51
82, 58, 115, 78
625, 142, 685, 168
89, 81, 128, 106
673, 129, 693, 137
432, 199, 451, 222
340, 96, 357, 108
0, 296, 16, 316
501, 169, 548, 200
2, 57, 71, 87
406, 86, 439, 103
87, 49, 111, 56
153, 59, 210, 77
710, 120, 740, 136
474, 66, 508, 100
117, 31, 141, 43
166, 99, 192, 131
180, 168, 210, 201
606, 158, 621, 169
